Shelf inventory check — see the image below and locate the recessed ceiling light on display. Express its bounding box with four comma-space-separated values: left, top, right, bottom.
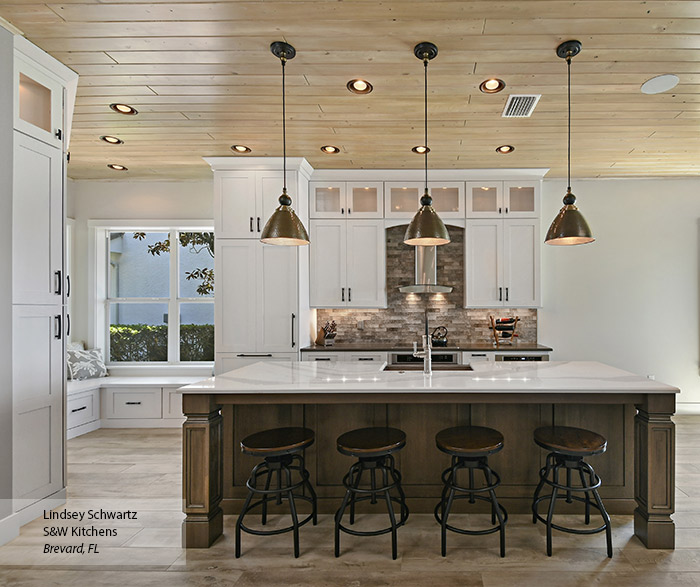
107, 164, 128, 171
347, 79, 373, 94
412, 145, 430, 154
640, 74, 680, 95
100, 135, 124, 145
230, 144, 252, 153
320, 145, 340, 154
109, 103, 138, 115
479, 78, 506, 94
496, 145, 515, 154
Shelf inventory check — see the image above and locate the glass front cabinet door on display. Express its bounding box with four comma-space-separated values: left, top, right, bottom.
385, 181, 464, 218
14, 52, 64, 149
466, 181, 539, 218
346, 182, 383, 218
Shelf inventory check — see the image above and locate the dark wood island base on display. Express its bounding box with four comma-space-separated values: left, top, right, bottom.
181, 389, 676, 550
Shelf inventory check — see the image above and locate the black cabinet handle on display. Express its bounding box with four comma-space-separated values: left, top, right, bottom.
125, 401, 142, 405
505, 287, 509, 301
71, 406, 87, 413
249, 217, 254, 232
257, 217, 261, 232
499, 287, 503, 302
54, 315, 61, 339
471, 353, 487, 357
55, 129, 62, 140
66, 313, 70, 337
315, 357, 331, 361
357, 357, 374, 361
498, 207, 502, 214
505, 207, 509, 214
341, 287, 345, 302
348, 208, 351, 215
54, 270, 62, 295
66, 275, 70, 298
291, 313, 296, 348
348, 287, 352, 302
236, 353, 273, 357
341, 208, 344, 215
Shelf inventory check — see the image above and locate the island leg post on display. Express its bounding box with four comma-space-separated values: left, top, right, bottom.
634, 393, 676, 549
182, 393, 224, 548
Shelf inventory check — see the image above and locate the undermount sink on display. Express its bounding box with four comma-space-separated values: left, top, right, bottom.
383, 364, 473, 372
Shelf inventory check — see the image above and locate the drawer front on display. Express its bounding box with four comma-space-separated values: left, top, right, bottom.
163, 387, 183, 419
347, 352, 388, 363
67, 389, 99, 429
462, 351, 494, 363
103, 387, 162, 419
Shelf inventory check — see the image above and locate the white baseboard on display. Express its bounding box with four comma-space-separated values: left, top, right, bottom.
100, 418, 184, 428
0, 488, 66, 547
67, 419, 101, 439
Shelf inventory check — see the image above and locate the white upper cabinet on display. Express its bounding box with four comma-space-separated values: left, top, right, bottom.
465, 218, 540, 308
309, 219, 386, 308
258, 243, 299, 352
466, 181, 539, 218
310, 181, 383, 218
13, 132, 63, 305
215, 170, 287, 238
14, 52, 64, 149
385, 181, 464, 218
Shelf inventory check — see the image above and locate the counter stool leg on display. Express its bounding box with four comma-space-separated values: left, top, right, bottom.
335, 480, 354, 558
261, 469, 273, 526
235, 489, 255, 558
284, 466, 301, 558
370, 467, 378, 505
468, 467, 476, 504
566, 468, 573, 503
299, 455, 318, 526
546, 462, 561, 557
441, 466, 457, 557
381, 465, 399, 560
578, 466, 591, 525
586, 463, 613, 559
349, 464, 363, 525
533, 454, 553, 524
276, 468, 283, 505
390, 456, 408, 509
483, 464, 506, 558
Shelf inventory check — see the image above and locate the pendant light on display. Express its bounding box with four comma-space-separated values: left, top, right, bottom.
404, 42, 450, 247
260, 41, 309, 246
545, 40, 594, 246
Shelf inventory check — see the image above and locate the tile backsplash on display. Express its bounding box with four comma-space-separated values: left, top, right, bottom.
316, 225, 537, 346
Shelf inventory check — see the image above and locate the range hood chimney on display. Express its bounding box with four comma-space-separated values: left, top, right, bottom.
399, 246, 452, 294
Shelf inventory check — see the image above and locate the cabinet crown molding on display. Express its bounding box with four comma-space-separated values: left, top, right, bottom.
204, 157, 313, 179
308, 168, 550, 182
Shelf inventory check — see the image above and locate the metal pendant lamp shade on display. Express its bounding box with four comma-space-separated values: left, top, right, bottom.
404, 42, 450, 247
260, 41, 309, 246
545, 40, 594, 247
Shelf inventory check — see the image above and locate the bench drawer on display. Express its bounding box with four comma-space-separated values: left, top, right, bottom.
102, 387, 162, 419
67, 389, 99, 429
163, 387, 183, 419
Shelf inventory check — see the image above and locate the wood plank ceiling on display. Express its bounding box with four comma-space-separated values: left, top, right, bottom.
0, 1, 699, 180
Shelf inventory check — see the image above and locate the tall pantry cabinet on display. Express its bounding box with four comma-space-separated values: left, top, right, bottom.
205, 158, 314, 375
0, 29, 77, 544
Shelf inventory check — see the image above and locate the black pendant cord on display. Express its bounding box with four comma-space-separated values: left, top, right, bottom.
281, 57, 287, 195
567, 54, 571, 193
424, 57, 429, 194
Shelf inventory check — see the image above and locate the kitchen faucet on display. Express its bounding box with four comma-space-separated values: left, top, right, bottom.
413, 308, 432, 375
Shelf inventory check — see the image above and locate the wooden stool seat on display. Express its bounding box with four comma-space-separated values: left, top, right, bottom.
534, 426, 607, 457
240, 427, 315, 457
436, 426, 504, 457
337, 427, 406, 457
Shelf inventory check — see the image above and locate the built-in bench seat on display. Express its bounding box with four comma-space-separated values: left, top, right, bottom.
66, 376, 205, 439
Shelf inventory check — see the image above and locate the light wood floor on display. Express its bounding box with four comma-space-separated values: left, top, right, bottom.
1, 416, 700, 586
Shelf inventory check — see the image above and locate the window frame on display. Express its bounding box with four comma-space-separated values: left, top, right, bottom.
91, 221, 214, 366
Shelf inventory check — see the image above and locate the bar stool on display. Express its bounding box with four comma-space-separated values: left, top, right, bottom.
434, 426, 508, 557
334, 427, 409, 560
532, 426, 613, 558
235, 427, 317, 558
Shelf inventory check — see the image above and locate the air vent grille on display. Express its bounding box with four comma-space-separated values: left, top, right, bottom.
502, 94, 541, 118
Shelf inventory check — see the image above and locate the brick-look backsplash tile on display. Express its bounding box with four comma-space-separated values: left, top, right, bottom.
317, 225, 537, 345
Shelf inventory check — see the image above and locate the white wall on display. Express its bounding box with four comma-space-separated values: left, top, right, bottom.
67, 179, 213, 346
540, 177, 700, 413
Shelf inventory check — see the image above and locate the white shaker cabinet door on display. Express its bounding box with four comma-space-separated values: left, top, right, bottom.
503, 219, 540, 307
465, 219, 503, 307
215, 240, 257, 352
214, 172, 257, 238
12, 305, 63, 508
309, 220, 346, 307
257, 171, 286, 235
13, 132, 63, 305
346, 220, 386, 308
257, 243, 298, 352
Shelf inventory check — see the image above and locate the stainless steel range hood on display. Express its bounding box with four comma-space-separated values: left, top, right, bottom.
399, 246, 452, 294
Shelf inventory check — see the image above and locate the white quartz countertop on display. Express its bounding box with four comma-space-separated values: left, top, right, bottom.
179, 361, 679, 395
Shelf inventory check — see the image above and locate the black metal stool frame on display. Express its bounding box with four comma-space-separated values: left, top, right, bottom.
335, 453, 409, 560
235, 452, 317, 558
532, 452, 613, 558
434, 455, 508, 557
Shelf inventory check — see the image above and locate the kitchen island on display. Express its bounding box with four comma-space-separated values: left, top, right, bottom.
179, 360, 678, 550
